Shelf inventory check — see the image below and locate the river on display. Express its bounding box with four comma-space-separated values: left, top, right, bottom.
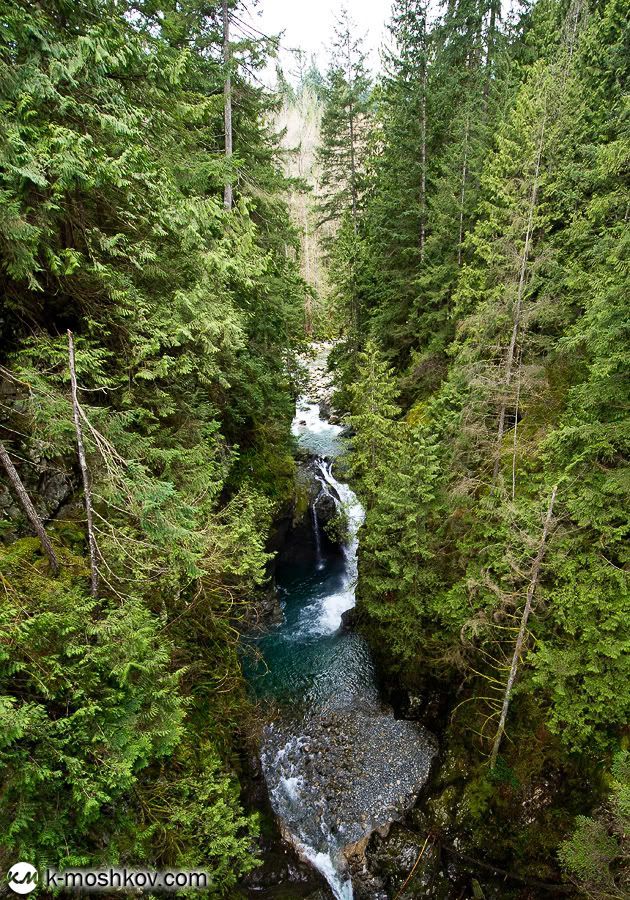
245, 348, 436, 899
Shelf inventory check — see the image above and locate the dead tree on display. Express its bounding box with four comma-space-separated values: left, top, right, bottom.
489, 484, 558, 768
0, 441, 59, 575
68, 330, 99, 597
492, 116, 546, 484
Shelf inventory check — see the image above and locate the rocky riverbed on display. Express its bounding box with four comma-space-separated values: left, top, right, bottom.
296, 342, 338, 423
262, 705, 438, 892
244, 343, 438, 899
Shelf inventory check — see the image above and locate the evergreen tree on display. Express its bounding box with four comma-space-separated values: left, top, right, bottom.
332, 0, 629, 886
346, 341, 401, 509
361, 0, 432, 361
317, 9, 371, 231
0, 0, 305, 883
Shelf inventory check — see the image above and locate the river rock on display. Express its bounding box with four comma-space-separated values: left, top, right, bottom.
295, 342, 337, 419
339, 606, 359, 632
261, 706, 438, 888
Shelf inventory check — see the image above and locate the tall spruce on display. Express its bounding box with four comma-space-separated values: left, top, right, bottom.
317, 9, 371, 231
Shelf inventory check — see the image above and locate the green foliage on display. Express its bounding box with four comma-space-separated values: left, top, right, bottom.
0, 540, 184, 866
323, 506, 349, 545
339, 0, 629, 754
317, 10, 371, 230
0, 0, 306, 888
559, 752, 630, 898
346, 341, 401, 509
138, 740, 259, 891
320, 0, 629, 887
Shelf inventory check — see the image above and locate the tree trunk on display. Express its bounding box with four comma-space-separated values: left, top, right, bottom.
492, 117, 545, 483
68, 330, 99, 597
420, 21, 428, 261
457, 114, 470, 267
489, 484, 558, 768
0, 441, 59, 575
483, 0, 499, 109
223, 0, 233, 210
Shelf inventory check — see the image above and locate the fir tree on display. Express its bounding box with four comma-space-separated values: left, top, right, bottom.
317, 9, 371, 231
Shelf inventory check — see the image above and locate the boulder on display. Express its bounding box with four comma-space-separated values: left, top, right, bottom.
261, 707, 438, 897
314, 489, 337, 527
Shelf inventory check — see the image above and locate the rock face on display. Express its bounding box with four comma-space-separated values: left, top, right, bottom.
313, 485, 338, 529
276, 458, 344, 570
355, 823, 454, 900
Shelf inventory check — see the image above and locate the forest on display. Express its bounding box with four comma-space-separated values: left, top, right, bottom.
0, 0, 627, 898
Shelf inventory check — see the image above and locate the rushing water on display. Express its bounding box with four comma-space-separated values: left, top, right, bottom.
246, 395, 366, 897
245, 366, 436, 899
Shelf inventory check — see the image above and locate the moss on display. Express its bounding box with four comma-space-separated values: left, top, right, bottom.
426, 785, 459, 832
323, 506, 349, 544
293, 479, 311, 524
231, 439, 297, 507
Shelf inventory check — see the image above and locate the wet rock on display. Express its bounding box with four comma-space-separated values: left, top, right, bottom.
319, 398, 332, 420
261, 707, 438, 890
241, 852, 333, 898
250, 584, 284, 629
339, 606, 359, 632
363, 826, 451, 899
276, 457, 346, 569
314, 490, 337, 527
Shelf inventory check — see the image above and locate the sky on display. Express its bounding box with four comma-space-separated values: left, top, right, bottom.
238, 0, 394, 83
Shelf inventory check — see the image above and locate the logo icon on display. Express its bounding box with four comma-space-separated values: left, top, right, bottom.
7, 863, 38, 894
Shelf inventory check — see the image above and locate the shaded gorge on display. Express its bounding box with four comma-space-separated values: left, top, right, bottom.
243, 349, 437, 899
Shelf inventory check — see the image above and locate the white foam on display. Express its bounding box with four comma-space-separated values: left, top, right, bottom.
299, 845, 353, 900
278, 775, 303, 803
315, 460, 365, 633
292, 398, 344, 458
292, 401, 340, 436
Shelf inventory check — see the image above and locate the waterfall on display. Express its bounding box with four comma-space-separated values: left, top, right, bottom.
311, 500, 324, 571
313, 458, 364, 634
252, 355, 436, 900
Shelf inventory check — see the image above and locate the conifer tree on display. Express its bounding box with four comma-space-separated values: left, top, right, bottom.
317, 9, 371, 230
0, 0, 305, 882
346, 341, 401, 509
361, 0, 432, 360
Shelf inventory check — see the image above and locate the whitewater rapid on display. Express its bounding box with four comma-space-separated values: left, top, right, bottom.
250, 353, 436, 899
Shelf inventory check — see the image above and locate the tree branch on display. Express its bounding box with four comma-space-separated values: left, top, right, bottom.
68, 330, 99, 597
0, 441, 59, 575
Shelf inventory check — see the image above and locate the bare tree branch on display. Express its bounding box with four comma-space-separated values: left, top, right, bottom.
68, 330, 99, 597
490, 484, 559, 768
